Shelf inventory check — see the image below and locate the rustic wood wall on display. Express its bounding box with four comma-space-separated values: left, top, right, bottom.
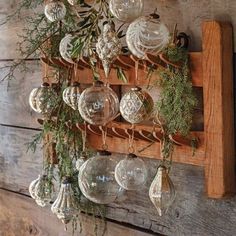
1, 1, 236, 236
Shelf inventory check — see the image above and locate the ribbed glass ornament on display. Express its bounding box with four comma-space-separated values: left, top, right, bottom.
63, 82, 81, 110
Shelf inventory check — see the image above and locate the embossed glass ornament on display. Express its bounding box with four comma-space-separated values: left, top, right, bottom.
59, 34, 78, 63
78, 151, 124, 204
29, 83, 57, 115
109, 0, 143, 22
126, 16, 170, 59
115, 153, 147, 190
78, 81, 119, 125
149, 166, 175, 216
51, 177, 78, 224
120, 87, 154, 124
44, 0, 66, 22
96, 23, 122, 78
29, 175, 54, 207
63, 82, 81, 110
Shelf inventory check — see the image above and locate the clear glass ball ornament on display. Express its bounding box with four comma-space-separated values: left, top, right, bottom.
149, 166, 176, 216
75, 151, 88, 171
120, 87, 154, 124
29, 83, 57, 115
115, 153, 147, 190
29, 175, 54, 207
78, 151, 124, 204
78, 81, 119, 125
126, 16, 170, 59
51, 177, 78, 224
59, 34, 78, 63
109, 0, 143, 22
44, 1, 66, 22
63, 82, 81, 110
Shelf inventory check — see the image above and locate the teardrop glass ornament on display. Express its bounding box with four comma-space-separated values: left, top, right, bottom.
29, 83, 57, 115
78, 81, 119, 125
44, 0, 66, 22
109, 0, 143, 22
63, 82, 81, 110
29, 175, 54, 207
120, 87, 154, 124
96, 23, 122, 78
78, 151, 124, 204
115, 153, 147, 190
51, 177, 78, 224
126, 16, 170, 59
149, 166, 175, 216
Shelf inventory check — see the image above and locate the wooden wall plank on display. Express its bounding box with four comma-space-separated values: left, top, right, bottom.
0, 189, 154, 236
202, 21, 235, 198
0, 61, 41, 128
1, 126, 236, 236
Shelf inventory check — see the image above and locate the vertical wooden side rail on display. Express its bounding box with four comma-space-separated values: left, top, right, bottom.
203, 21, 235, 198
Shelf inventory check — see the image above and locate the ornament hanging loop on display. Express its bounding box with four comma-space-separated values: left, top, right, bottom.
101, 126, 108, 151
128, 124, 135, 154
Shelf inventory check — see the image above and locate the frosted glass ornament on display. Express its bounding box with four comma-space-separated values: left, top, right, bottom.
44, 1, 66, 22
59, 34, 78, 63
78, 81, 119, 125
126, 16, 170, 59
29, 83, 57, 115
29, 175, 54, 207
78, 151, 123, 204
63, 82, 81, 110
109, 0, 143, 22
96, 23, 122, 77
149, 166, 176, 216
115, 153, 147, 190
120, 87, 154, 124
51, 177, 78, 224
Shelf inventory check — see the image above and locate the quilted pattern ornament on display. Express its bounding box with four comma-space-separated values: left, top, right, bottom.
96, 23, 122, 78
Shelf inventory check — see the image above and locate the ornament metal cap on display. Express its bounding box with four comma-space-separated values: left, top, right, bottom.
127, 153, 137, 159
131, 86, 142, 91
93, 80, 104, 86
41, 82, 50, 87
62, 176, 72, 184
72, 82, 80, 86
97, 150, 112, 156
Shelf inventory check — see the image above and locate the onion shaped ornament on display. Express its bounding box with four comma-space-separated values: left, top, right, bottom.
29, 175, 54, 207
126, 16, 170, 59
120, 87, 154, 124
63, 82, 81, 110
78, 81, 119, 125
51, 177, 78, 224
29, 83, 57, 115
78, 151, 124, 204
44, 0, 66, 22
149, 166, 176, 216
109, 0, 143, 22
96, 22, 122, 78
115, 153, 147, 190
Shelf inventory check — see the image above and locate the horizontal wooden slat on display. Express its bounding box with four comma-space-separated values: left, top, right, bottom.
0, 189, 154, 236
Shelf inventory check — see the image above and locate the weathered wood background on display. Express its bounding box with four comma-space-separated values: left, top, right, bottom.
1, 1, 236, 236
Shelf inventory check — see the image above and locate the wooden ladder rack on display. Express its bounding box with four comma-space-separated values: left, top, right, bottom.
42, 21, 235, 199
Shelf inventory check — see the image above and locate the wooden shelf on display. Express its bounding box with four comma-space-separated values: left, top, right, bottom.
42, 21, 235, 199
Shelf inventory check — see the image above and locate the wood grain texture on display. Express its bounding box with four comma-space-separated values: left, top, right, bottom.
0, 189, 154, 236
202, 21, 235, 198
1, 126, 236, 236
0, 61, 42, 128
